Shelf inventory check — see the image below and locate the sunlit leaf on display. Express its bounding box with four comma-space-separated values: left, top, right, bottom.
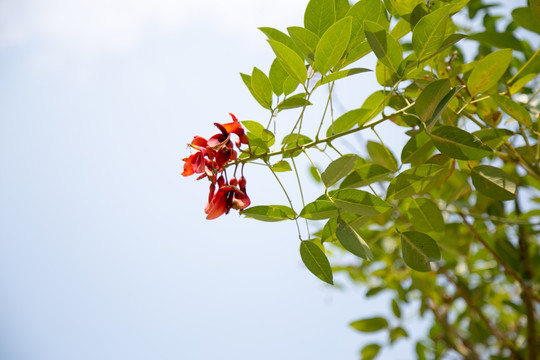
336, 217, 373, 260
408, 197, 445, 233
365, 21, 402, 75
250, 67, 273, 110
322, 154, 358, 187
412, 6, 450, 61
268, 40, 307, 85
326, 108, 370, 136
386, 164, 451, 200
401, 131, 435, 166
272, 160, 292, 172
490, 94, 532, 128
467, 48, 513, 97
367, 141, 398, 172
350, 317, 388, 332
299, 200, 339, 220
304, 0, 336, 37
471, 165, 516, 201
429, 126, 492, 160
314, 17, 352, 74
361, 344, 381, 360
300, 240, 334, 284
330, 188, 391, 215
472, 128, 514, 149
242, 205, 296, 222
287, 26, 320, 64
415, 79, 451, 123
316, 68, 371, 88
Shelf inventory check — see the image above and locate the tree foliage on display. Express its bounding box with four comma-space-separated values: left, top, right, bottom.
183, 0, 540, 358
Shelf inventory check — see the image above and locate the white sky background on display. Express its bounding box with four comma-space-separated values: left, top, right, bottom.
4, 0, 533, 359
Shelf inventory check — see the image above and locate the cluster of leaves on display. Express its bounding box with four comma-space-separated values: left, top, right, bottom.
223, 0, 540, 358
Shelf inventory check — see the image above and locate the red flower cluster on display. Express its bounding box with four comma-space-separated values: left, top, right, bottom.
182, 113, 251, 220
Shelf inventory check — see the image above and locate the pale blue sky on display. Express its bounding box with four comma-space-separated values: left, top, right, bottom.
0, 0, 531, 359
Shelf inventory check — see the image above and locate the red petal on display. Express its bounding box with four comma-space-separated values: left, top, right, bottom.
205, 189, 229, 220
191, 136, 208, 148
181, 154, 195, 176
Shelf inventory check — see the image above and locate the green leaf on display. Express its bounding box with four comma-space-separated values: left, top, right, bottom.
287, 26, 320, 64
299, 200, 339, 220
386, 164, 451, 200
340, 158, 392, 188
415, 79, 451, 123
472, 128, 514, 149
304, 0, 336, 37
391, 299, 401, 318
367, 141, 398, 172
346, 0, 389, 48
240, 73, 252, 92
426, 85, 465, 131
314, 17, 352, 74
259, 27, 303, 58
401, 231, 440, 272
490, 94, 532, 128
512, 7, 540, 34
242, 205, 296, 222
272, 160, 292, 172
390, 18, 411, 40
401, 131, 435, 166
350, 317, 388, 332
429, 126, 492, 160
326, 108, 371, 136
510, 73, 537, 95
468, 32, 524, 52
268, 40, 307, 85
322, 154, 358, 187
283, 76, 300, 95
276, 95, 312, 111
467, 48, 513, 97
242, 121, 275, 146
330, 189, 391, 215
471, 165, 516, 201
412, 6, 450, 61
316, 68, 371, 88
360, 343, 381, 360
408, 197, 445, 233
336, 217, 373, 260
269, 59, 288, 96
250, 67, 273, 110
364, 21, 402, 75
300, 241, 334, 285
389, 326, 408, 344
335, 0, 351, 19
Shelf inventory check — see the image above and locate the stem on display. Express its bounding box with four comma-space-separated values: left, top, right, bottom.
290, 155, 310, 239
315, 82, 335, 140
515, 198, 538, 360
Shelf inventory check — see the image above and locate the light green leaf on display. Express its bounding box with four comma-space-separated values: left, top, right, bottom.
240, 73, 252, 92
401, 131, 435, 166
390, 18, 411, 40
242, 205, 296, 222
326, 108, 371, 136
300, 240, 334, 285
412, 6, 450, 61
467, 48, 513, 97
299, 200, 339, 220
361, 344, 381, 360
269, 59, 288, 96
429, 126, 492, 160
268, 40, 307, 85
386, 164, 451, 200
283, 76, 300, 95
426, 85, 465, 131
367, 141, 398, 172
364, 21, 402, 75
250, 67, 273, 110
350, 317, 388, 332
272, 160, 292, 172
276, 94, 312, 111
340, 158, 392, 188
415, 79, 451, 123
304, 0, 336, 37
259, 27, 303, 58
322, 154, 358, 187
287, 26, 320, 64
335, 0, 351, 19
408, 197, 445, 233
401, 231, 440, 272
336, 217, 373, 260
490, 94, 532, 128
314, 17, 352, 74
471, 165, 516, 201
330, 189, 391, 215
510, 73, 537, 95
316, 68, 371, 88
346, 0, 389, 49
472, 128, 514, 149
242, 120, 275, 146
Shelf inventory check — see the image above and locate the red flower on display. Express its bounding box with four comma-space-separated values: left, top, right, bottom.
182, 113, 251, 219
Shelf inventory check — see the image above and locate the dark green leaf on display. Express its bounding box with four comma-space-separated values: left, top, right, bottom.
401, 131, 435, 166
401, 231, 440, 272
367, 141, 398, 171
322, 154, 358, 187
336, 216, 373, 260
242, 205, 296, 222
364, 21, 402, 75
389, 326, 408, 344
429, 126, 492, 160
408, 197, 445, 233
415, 79, 451, 123
472, 128, 514, 149
467, 48, 513, 97
300, 240, 334, 284
304, 0, 336, 37
268, 40, 307, 85
471, 165, 516, 201
350, 317, 388, 332
512, 7, 540, 34
314, 17, 352, 74
330, 188, 391, 215
391, 299, 401, 318
426, 85, 465, 131
300, 200, 338, 220
469, 32, 524, 52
